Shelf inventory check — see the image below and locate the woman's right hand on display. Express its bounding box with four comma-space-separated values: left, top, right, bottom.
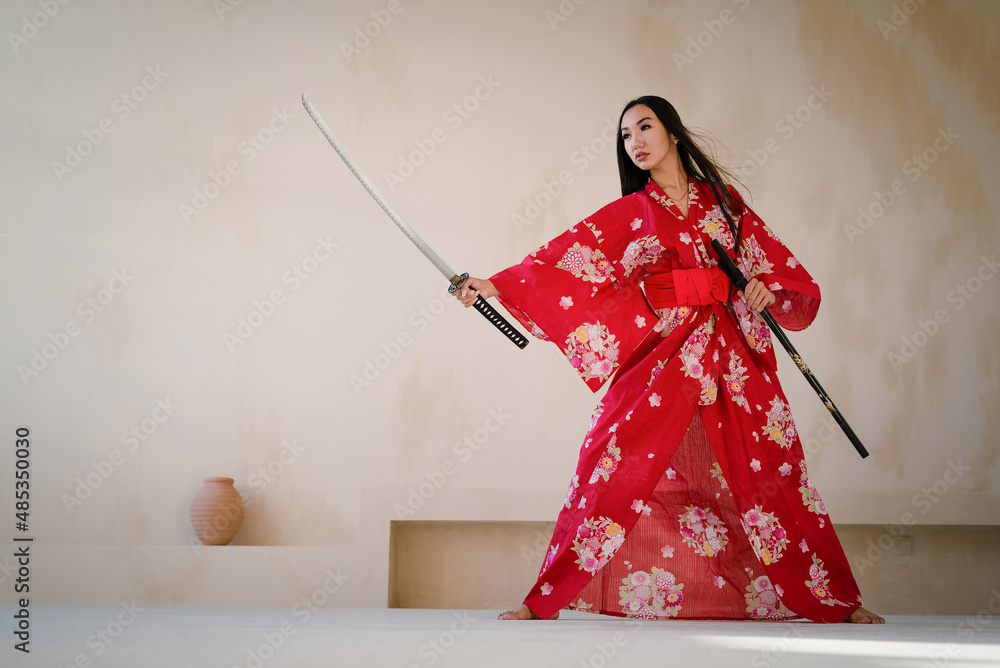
454, 276, 499, 307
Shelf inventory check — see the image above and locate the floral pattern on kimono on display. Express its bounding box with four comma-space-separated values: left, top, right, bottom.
762, 397, 797, 449
799, 461, 828, 520
620, 235, 665, 277
619, 568, 685, 618
724, 350, 751, 414
572, 516, 626, 574
564, 322, 621, 383
564, 475, 580, 510
589, 435, 621, 484
556, 242, 614, 283
678, 505, 729, 557
745, 572, 796, 620
741, 506, 790, 565
678, 316, 718, 405
654, 305, 696, 339
699, 205, 736, 247
805, 554, 850, 607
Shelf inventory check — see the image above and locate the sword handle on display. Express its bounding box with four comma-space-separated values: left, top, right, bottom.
449, 273, 529, 349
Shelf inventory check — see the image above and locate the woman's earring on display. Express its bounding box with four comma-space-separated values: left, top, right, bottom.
673, 137, 678, 144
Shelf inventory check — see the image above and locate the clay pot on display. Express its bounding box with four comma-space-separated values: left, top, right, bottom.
189, 477, 245, 546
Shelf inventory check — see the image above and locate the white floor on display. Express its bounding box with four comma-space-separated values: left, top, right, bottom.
2, 606, 999, 668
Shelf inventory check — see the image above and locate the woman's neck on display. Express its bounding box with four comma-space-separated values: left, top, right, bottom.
650, 155, 688, 193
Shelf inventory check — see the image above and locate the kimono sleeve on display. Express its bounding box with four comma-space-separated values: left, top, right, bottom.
730, 186, 822, 331
489, 205, 657, 393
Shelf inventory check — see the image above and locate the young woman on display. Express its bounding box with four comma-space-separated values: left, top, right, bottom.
457, 96, 884, 624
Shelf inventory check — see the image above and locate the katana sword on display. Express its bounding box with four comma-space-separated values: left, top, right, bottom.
301, 94, 528, 349
710, 239, 869, 459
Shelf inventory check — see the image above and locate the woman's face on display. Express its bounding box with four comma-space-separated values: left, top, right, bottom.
620, 104, 673, 172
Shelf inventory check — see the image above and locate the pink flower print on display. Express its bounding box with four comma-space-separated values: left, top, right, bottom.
714, 576, 726, 588
631, 218, 643, 230
768, 282, 782, 291
750, 459, 761, 472
742, 507, 790, 564
679, 232, 692, 244
631, 571, 651, 587
655, 570, 676, 589
560, 296, 574, 310
661, 545, 674, 558
787, 256, 799, 268
590, 436, 622, 485
665, 468, 676, 480
779, 462, 792, 476
782, 300, 792, 312
631, 500, 651, 516
635, 316, 646, 327
649, 393, 661, 407
563, 474, 579, 509
678, 505, 728, 557
775, 584, 783, 597
578, 496, 587, 509
560, 246, 589, 273
624, 560, 632, 571
541, 582, 553, 596
810, 583, 834, 602
663, 589, 683, 607
582, 554, 599, 571
799, 539, 809, 552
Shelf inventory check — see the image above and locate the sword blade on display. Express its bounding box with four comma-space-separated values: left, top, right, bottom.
301, 94, 458, 282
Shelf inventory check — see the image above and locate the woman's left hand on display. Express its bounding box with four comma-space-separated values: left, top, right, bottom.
739, 278, 776, 314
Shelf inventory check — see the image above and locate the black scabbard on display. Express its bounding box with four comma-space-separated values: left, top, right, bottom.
710, 239, 869, 459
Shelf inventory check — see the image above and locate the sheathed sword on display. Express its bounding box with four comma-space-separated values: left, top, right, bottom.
710, 239, 869, 459
301, 94, 528, 349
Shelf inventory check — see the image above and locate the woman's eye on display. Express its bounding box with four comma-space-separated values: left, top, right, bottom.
641, 124, 651, 131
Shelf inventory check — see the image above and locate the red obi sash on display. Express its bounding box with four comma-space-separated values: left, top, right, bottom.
642, 268, 731, 309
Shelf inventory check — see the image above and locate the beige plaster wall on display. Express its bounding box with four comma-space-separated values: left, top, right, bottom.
0, 0, 996, 606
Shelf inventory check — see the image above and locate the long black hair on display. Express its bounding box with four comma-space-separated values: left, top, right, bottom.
616, 96, 746, 253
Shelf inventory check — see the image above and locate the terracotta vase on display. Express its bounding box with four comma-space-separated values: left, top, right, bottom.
189, 477, 245, 546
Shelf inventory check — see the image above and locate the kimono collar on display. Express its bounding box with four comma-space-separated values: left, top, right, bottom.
643, 177, 699, 221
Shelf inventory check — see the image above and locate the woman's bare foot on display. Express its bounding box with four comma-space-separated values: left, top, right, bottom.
497, 604, 560, 620
844, 606, 885, 624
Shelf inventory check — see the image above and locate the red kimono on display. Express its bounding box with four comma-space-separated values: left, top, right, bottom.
490, 177, 863, 622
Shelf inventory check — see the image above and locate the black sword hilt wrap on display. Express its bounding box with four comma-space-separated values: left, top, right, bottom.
450, 273, 529, 349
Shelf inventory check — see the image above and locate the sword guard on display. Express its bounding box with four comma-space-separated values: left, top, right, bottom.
448, 273, 470, 293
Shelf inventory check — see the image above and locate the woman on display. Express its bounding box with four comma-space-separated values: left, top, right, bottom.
456, 96, 884, 624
